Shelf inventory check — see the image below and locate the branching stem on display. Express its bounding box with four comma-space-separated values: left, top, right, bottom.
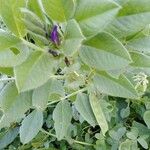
47, 87, 87, 106
41, 128, 94, 147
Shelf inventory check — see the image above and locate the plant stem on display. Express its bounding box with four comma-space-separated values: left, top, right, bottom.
41, 128, 93, 147
73, 139, 94, 146
47, 87, 87, 106
41, 128, 56, 138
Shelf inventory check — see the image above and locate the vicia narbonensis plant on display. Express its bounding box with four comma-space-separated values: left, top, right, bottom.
0, 0, 150, 149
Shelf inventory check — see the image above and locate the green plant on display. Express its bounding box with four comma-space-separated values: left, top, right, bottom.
0, 0, 150, 149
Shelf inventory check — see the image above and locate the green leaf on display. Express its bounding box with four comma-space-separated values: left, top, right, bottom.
32, 81, 51, 110
126, 128, 138, 140
137, 137, 148, 149
79, 32, 131, 71
0, 82, 32, 129
49, 79, 65, 101
127, 36, 150, 53
120, 106, 130, 118
75, 93, 97, 127
0, 0, 26, 37
21, 8, 44, 29
20, 110, 43, 144
0, 127, 19, 149
129, 52, 150, 75
89, 93, 108, 136
27, 0, 45, 21
119, 140, 132, 150
106, 0, 150, 39
143, 110, 150, 129
62, 19, 84, 56
53, 100, 72, 140
0, 30, 21, 51
93, 72, 138, 99
14, 51, 57, 92
130, 52, 150, 68
74, 0, 120, 36
0, 44, 30, 67
0, 67, 13, 76
42, 0, 75, 22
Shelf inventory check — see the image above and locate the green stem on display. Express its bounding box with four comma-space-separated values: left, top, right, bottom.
41, 128, 93, 147
73, 139, 94, 146
40, 128, 56, 137
47, 87, 87, 106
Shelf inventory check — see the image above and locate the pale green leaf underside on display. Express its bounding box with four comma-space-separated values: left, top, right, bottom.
79, 32, 131, 71
42, 0, 75, 22
130, 52, 150, 68
93, 72, 138, 99
14, 51, 57, 92
75, 93, 97, 127
89, 93, 108, 136
144, 110, 150, 129
0, 44, 30, 67
32, 81, 51, 110
0, 82, 32, 129
27, 0, 45, 21
0, 30, 21, 51
53, 100, 72, 140
127, 36, 150, 53
20, 110, 43, 144
0, 127, 19, 149
129, 52, 150, 75
106, 0, 150, 39
74, 0, 120, 36
62, 19, 84, 56
0, 0, 26, 37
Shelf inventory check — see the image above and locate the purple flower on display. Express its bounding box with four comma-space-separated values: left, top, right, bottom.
50, 25, 59, 45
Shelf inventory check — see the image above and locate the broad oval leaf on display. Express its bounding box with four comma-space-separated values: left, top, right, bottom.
130, 52, 150, 68
89, 93, 108, 136
0, 44, 30, 67
79, 32, 131, 71
127, 36, 150, 53
20, 110, 43, 144
74, 0, 120, 36
62, 19, 84, 56
129, 52, 150, 75
27, 0, 45, 21
32, 81, 51, 110
143, 110, 150, 129
21, 8, 44, 29
0, 0, 26, 37
0, 127, 19, 149
137, 137, 148, 149
49, 79, 65, 101
14, 51, 57, 92
42, 0, 75, 22
0, 30, 21, 51
106, 0, 150, 39
0, 82, 32, 129
93, 72, 138, 99
53, 100, 72, 140
75, 93, 97, 127
119, 140, 132, 150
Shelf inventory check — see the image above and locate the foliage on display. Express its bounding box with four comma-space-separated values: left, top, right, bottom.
0, 0, 150, 149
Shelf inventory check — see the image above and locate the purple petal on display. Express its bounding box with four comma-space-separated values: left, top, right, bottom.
50, 25, 59, 45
